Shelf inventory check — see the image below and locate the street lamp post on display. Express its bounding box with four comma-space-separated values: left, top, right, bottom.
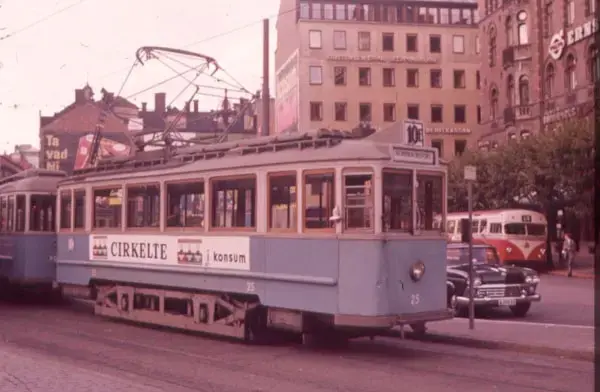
464, 165, 476, 330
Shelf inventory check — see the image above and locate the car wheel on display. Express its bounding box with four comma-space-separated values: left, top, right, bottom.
509, 302, 531, 317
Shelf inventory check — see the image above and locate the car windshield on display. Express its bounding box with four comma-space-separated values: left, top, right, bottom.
447, 247, 500, 266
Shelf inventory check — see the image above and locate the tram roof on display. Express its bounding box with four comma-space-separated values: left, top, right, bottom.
0, 168, 66, 194
62, 127, 441, 184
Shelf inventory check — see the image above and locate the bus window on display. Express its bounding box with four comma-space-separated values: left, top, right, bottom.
504, 223, 526, 235
446, 220, 456, 234
479, 219, 488, 233
471, 220, 480, 233
489, 223, 502, 233
526, 223, 546, 236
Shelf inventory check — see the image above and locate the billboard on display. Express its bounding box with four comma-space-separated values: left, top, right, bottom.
40, 131, 133, 174
275, 50, 299, 134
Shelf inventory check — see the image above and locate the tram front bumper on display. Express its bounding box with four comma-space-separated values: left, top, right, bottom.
334, 309, 453, 329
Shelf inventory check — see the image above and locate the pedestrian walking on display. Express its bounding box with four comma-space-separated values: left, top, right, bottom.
562, 232, 577, 277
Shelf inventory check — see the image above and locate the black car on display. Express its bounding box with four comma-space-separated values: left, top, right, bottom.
446, 243, 541, 317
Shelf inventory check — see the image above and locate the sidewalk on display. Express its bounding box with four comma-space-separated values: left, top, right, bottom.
547, 251, 596, 279
397, 318, 594, 361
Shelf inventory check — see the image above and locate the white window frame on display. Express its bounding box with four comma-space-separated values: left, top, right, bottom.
309, 30, 322, 49
567, 0, 575, 26
452, 35, 465, 54
333, 30, 347, 49
309, 66, 323, 85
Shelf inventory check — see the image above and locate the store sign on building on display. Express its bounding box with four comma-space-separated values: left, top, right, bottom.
548, 19, 598, 60
425, 127, 471, 135
327, 55, 438, 64
390, 146, 435, 165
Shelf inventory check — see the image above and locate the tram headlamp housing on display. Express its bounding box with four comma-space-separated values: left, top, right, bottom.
409, 261, 426, 282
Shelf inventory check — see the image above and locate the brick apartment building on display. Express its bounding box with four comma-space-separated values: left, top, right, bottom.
477, 0, 597, 148
275, 0, 483, 160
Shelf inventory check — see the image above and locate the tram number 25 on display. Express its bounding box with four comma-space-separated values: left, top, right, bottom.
246, 281, 256, 293
410, 294, 420, 306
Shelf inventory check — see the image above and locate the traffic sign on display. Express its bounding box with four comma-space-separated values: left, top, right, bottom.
464, 165, 477, 181
402, 120, 424, 146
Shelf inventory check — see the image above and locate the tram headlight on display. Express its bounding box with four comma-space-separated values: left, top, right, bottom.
409, 260, 426, 282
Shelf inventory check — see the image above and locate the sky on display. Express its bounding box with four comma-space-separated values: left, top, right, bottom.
0, 0, 281, 149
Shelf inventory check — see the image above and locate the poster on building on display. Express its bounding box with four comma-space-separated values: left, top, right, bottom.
275, 50, 299, 134
41, 131, 133, 174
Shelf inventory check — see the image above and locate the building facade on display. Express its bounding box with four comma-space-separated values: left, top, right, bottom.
477, 0, 597, 148
275, 0, 482, 160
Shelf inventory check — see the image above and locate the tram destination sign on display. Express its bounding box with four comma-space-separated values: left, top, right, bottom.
390, 146, 436, 164
89, 234, 250, 271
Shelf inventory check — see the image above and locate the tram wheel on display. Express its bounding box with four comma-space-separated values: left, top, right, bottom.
244, 306, 269, 345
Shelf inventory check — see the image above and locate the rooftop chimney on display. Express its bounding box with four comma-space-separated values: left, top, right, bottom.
155, 92, 166, 113
193, 100, 199, 112
141, 102, 147, 112
75, 89, 85, 103
185, 101, 190, 112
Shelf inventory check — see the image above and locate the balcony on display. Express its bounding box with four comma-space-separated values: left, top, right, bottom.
504, 104, 535, 124
502, 44, 532, 68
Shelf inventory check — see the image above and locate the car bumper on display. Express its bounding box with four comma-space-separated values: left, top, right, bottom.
455, 293, 541, 307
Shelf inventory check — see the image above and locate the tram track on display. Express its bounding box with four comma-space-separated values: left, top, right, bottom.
0, 301, 592, 392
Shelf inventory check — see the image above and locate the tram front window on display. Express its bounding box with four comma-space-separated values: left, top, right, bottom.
382, 171, 412, 232
416, 174, 443, 231
93, 188, 122, 229
344, 174, 373, 230
30, 195, 55, 232
73, 191, 86, 229
304, 172, 335, 229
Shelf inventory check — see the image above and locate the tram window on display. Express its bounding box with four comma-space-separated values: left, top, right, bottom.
30, 195, 55, 232
382, 171, 412, 232
416, 174, 443, 231
166, 182, 205, 228
7, 196, 14, 232
60, 191, 72, 230
211, 177, 256, 229
344, 174, 373, 230
93, 188, 122, 229
126, 185, 160, 228
268, 173, 297, 230
0, 197, 6, 232
73, 190, 86, 229
15, 195, 25, 232
303, 172, 335, 230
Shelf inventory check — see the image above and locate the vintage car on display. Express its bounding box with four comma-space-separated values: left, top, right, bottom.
446, 243, 541, 317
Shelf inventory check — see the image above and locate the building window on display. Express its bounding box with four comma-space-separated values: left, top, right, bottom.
588, 46, 598, 82
430, 69, 442, 88
489, 27, 497, 67
334, 66, 346, 85
454, 105, 466, 123
565, 54, 577, 90
323, 3, 334, 19
358, 31, 371, 50
382, 171, 412, 233
383, 103, 396, 122
335, 4, 345, 19
429, 35, 441, 53
586, 0, 597, 15
454, 140, 467, 156
166, 182, 205, 228
268, 173, 297, 231
335, 102, 347, 121
566, 0, 575, 26
440, 8, 449, 24
211, 177, 256, 228
543, 4, 553, 37
490, 88, 498, 119
358, 67, 371, 86
477, 105, 481, 124
475, 35, 480, 54
505, 17, 515, 46
406, 34, 418, 52
476, 71, 480, 89
304, 172, 334, 230
507, 74, 515, 106
407, 69, 419, 87
93, 188, 122, 229
310, 102, 323, 121
309, 30, 322, 49
518, 76, 530, 105
431, 105, 443, 123
126, 185, 160, 228
517, 11, 528, 44
383, 68, 395, 87
407, 104, 419, 120
344, 174, 374, 230
333, 30, 347, 49
545, 63, 555, 97
311, 3, 322, 19
299, 2, 309, 19
382, 33, 394, 51
453, 70, 465, 88
309, 66, 322, 85
359, 103, 372, 121
431, 139, 443, 158
452, 35, 465, 53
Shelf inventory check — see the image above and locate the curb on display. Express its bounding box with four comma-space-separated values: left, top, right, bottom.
546, 270, 595, 279
385, 330, 594, 362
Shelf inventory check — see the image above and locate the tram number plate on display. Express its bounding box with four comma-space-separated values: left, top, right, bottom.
410, 294, 420, 306
498, 298, 516, 306
246, 282, 255, 293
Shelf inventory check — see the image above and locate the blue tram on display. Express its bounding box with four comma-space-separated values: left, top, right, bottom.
55, 129, 452, 342
0, 169, 65, 295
